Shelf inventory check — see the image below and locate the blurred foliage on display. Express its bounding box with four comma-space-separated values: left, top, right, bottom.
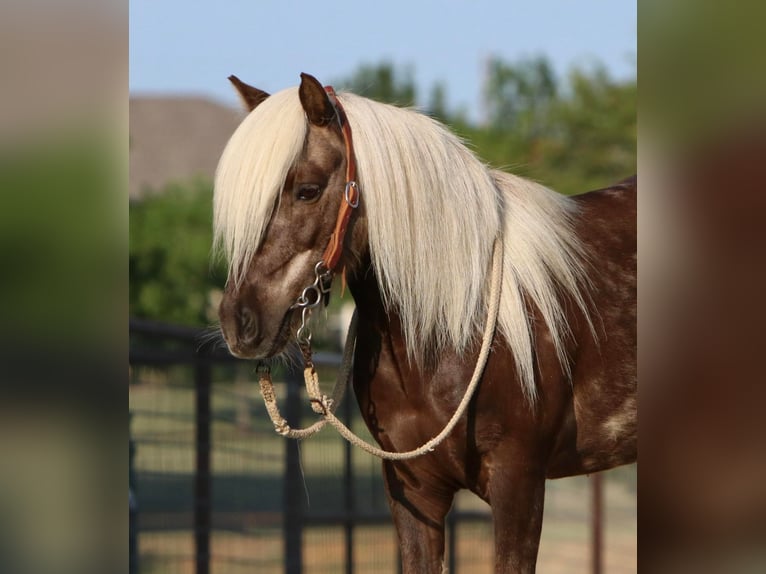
129, 181, 226, 326
641, 0, 766, 150
130, 56, 635, 327
337, 61, 417, 106
483, 55, 558, 138
462, 58, 637, 194
0, 130, 123, 343
533, 63, 637, 192
339, 57, 636, 194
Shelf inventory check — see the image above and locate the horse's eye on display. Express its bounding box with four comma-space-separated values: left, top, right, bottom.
296, 184, 322, 202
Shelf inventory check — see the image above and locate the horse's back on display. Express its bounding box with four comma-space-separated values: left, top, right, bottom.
574, 175, 637, 240
572, 176, 636, 292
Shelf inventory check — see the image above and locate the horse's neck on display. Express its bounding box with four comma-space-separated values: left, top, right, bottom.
346, 261, 414, 370
345, 260, 451, 393
346, 261, 389, 332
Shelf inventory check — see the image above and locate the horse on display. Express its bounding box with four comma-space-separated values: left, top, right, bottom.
214, 72, 636, 573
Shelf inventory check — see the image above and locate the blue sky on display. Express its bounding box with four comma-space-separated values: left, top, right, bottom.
130, 0, 635, 119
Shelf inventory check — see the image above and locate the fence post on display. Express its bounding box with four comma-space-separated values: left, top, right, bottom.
284, 366, 304, 574
591, 473, 603, 574
129, 414, 138, 574
195, 360, 212, 574
447, 509, 457, 573
343, 386, 355, 574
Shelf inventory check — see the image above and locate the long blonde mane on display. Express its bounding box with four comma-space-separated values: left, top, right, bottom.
214, 87, 592, 403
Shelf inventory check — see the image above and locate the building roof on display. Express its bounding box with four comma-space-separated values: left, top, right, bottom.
129, 96, 244, 198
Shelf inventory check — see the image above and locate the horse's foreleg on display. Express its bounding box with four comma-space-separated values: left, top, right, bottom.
383, 460, 454, 574
488, 458, 546, 574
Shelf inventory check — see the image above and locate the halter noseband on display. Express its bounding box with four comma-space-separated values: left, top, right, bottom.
291, 86, 360, 351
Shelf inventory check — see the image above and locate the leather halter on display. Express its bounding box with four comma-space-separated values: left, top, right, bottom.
321, 86, 359, 272
291, 86, 359, 349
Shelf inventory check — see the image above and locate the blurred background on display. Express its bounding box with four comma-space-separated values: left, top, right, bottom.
4, 0, 766, 572
4, 0, 763, 573
128, 2, 636, 574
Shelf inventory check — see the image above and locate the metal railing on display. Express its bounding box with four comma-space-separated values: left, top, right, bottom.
129, 317, 620, 574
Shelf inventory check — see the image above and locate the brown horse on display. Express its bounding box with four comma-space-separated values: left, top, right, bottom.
215, 73, 636, 573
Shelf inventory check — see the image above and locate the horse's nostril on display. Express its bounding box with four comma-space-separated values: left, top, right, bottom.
238, 306, 258, 341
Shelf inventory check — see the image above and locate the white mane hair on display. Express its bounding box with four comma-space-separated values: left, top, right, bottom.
214, 86, 593, 403
214, 88, 307, 278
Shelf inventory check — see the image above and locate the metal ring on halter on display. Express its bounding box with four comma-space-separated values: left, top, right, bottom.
296, 284, 323, 310
344, 181, 359, 208
292, 261, 333, 310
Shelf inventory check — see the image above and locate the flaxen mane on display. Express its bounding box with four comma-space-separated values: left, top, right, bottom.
214, 87, 593, 402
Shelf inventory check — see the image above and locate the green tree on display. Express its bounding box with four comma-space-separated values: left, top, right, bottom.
336, 61, 417, 106
427, 81, 449, 122
461, 57, 635, 194
482, 55, 558, 140
538, 64, 637, 192
129, 180, 225, 326
1, 131, 122, 341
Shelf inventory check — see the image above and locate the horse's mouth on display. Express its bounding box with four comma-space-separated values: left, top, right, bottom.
262, 308, 298, 358
225, 307, 296, 360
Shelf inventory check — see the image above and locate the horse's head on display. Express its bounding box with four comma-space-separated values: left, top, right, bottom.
215, 73, 364, 359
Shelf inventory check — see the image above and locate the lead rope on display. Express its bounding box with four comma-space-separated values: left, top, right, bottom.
257, 310, 357, 439
258, 235, 504, 460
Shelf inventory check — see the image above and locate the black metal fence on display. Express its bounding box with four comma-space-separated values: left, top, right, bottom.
129, 317, 636, 574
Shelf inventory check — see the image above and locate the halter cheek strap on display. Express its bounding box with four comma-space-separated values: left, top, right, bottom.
291, 86, 360, 350
321, 86, 360, 273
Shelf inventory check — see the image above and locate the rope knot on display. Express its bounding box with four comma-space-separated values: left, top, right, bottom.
309, 398, 324, 415
310, 395, 333, 415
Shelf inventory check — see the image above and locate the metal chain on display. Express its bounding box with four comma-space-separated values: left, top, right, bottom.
291, 261, 333, 351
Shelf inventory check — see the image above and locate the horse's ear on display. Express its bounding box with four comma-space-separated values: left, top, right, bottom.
299, 72, 337, 127
228, 75, 269, 111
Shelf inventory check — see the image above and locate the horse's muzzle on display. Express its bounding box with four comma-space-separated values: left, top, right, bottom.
218, 292, 261, 358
